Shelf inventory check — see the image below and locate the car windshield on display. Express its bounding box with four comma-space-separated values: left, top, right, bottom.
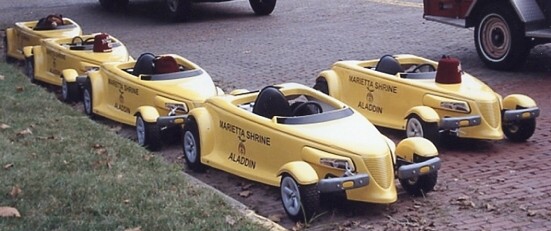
139, 69, 204, 81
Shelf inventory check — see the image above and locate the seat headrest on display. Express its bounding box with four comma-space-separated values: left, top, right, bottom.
132, 53, 156, 76
93, 33, 112, 53
154, 56, 179, 74
435, 56, 462, 84
375, 55, 403, 75
34, 14, 64, 30
252, 86, 292, 118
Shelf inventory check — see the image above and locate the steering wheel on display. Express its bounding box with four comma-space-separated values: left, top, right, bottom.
410, 63, 436, 73
71, 36, 84, 45
84, 37, 95, 44
292, 101, 323, 116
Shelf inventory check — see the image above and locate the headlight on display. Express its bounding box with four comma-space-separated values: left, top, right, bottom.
440, 101, 469, 113
165, 102, 188, 115
320, 158, 355, 172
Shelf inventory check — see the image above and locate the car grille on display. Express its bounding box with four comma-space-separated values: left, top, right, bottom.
477, 101, 500, 128
364, 154, 393, 189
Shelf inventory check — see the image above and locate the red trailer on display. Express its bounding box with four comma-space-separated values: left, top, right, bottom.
423, 0, 551, 70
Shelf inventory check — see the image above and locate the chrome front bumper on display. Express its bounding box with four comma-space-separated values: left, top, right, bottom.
317, 174, 369, 193
397, 157, 441, 180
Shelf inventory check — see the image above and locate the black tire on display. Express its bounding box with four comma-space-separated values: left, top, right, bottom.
406, 115, 440, 144
25, 57, 36, 83
136, 114, 162, 151
313, 78, 329, 95
503, 118, 536, 142
61, 77, 81, 103
280, 174, 319, 222
474, 4, 530, 70
249, 0, 276, 16
99, 0, 129, 10
399, 171, 438, 197
182, 117, 205, 172
82, 78, 95, 118
165, 0, 192, 22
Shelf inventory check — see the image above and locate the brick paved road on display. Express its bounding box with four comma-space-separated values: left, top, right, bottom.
2, 0, 551, 230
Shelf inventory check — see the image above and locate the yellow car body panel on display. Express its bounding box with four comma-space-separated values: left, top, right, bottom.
29, 33, 131, 86
187, 83, 440, 204
87, 54, 220, 127
5, 18, 82, 61
318, 54, 539, 140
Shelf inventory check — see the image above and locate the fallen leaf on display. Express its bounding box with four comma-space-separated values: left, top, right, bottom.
124, 227, 141, 231
225, 215, 236, 225
0, 75, 5, 80
123, 199, 130, 204
267, 213, 282, 222
528, 210, 537, 217
485, 203, 495, 211
15, 86, 24, 92
239, 190, 252, 198
241, 183, 253, 190
457, 195, 470, 201
0, 123, 10, 129
9, 185, 22, 198
0, 207, 21, 217
93, 144, 104, 149
3, 163, 14, 170
16, 128, 32, 136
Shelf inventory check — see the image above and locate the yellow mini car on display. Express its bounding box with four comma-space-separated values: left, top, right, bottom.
182, 83, 441, 221
4, 15, 82, 62
82, 53, 223, 150
22, 33, 132, 102
315, 54, 540, 143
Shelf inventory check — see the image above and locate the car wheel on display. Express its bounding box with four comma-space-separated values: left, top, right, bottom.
313, 78, 329, 95
99, 0, 129, 10
249, 0, 276, 16
503, 118, 536, 142
474, 4, 530, 70
25, 57, 36, 83
136, 114, 162, 151
399, 171, 437, 197
406, 115, 440, 144
61, 77, 81, 103
82, 78, 95, 118
182, 117, 205, 172
165, 0, 192, 22
280, 174, 319, 222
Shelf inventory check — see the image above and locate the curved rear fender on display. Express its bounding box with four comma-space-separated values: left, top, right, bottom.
405, 106, 440, 123
503, 94, 537, 109
188, 108, 214, 154
395, 137, 438, 162
5, 28, 15, 52
135, 106, 159, 123
22, 46, 34, 58
61, 69, 79, 83
278, 161, 319, 185
318, 70, 341, 98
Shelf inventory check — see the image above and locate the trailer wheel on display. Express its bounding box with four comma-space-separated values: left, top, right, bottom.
474, 4, 530, 70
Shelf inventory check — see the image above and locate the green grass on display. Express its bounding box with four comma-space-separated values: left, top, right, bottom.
0, 63, 267, 231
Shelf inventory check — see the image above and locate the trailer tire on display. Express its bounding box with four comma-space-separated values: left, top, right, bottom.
474, 4, 530, 70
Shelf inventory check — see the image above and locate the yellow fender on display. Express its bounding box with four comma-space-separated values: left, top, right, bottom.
503, 94, 537, 110
135, 106, 159, 123
5, 28, 15, 55
61, 69, 79, 83
278, 161, 318, 185
317, 70, 341, 99
187, 107, 214, 154
22, 46, 34, 58
395, 137, 438, 162
405, 106, 440, 123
